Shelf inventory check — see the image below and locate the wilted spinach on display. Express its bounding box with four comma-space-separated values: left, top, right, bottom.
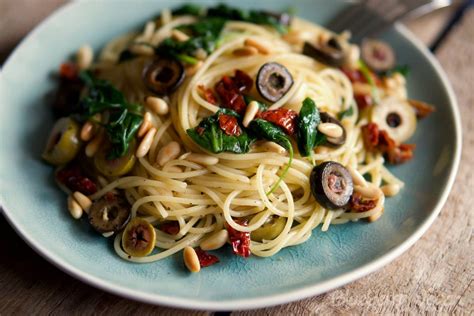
156, 18, 226, 64
249, 119, 294, 194
186, 108, 254, 154
79, 71, 143, 159
296, 97, 320, 157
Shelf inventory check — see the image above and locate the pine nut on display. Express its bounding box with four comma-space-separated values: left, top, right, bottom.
355, 185, 382, 199
143, 21, 156, 41
260, 141, 286, 154
76, 45, 93, 70
85, 129, 104, 157
146, 96, 169, 115
185, 61, 203, 76
73, 191, 92, 214
171, 29, 189, 42
67, 195, 83, 219
80, 121, 95, 142
195, 48, 208, 60
232, 46, 258, 56
318, 122, 343, 138
164, 165, 183, 173
183, 246, 200, 273
381, 183, 401, 197
347, 166, 368, 187
138, 112, 153, 137
346, 44, 360, 68
368, 208, 384, 222
243, 101, 260, 127
157, 141, 181, 166
200, 229, 229, 251
352, 82, 372, 95
102, 231, 114, 238
314, 146, 330, 155
244, 38, 270, 55
136, 127, 157, 158
186, 153, 219, 166
129, 43, 154, 56
282, 30, 302, 44
160, 8, 172, 25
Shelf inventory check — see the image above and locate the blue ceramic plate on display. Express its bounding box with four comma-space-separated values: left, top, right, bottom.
0, 0, 461, 311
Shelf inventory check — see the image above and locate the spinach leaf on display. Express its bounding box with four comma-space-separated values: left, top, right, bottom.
296, 97, 320, 157
207, 4, 289, 33
337, 105, 354, 120
79, 71, 143, 159
381, 64, 410, 77
186, 109, 254, 154
249, 119, 294, 194
172, 4, 203, 16
156, 18, 226, 64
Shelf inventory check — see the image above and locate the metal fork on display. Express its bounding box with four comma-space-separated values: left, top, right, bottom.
327, 0, 454, 42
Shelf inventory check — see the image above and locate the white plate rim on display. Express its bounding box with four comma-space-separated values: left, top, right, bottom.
0, 1, 462, 311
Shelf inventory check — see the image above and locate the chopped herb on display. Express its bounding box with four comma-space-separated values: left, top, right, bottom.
296, 97, 320, 157
78, 71, 143, 159
186, 109, 254, 154
337, 105, 354, 120
381, 64, 410, 77
249, 119, 293, 194
358, 60, 380, 105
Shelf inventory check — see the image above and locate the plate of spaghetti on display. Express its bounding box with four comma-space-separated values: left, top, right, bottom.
0, 0, 461, 310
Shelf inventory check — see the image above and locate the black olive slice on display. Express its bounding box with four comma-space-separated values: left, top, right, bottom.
143, 58, 185, 95
320, 112, 346, 146
256, 62, 294, 103
302, 37, 346, 67
88, 196, 131, 234
361, 39, 395, 72
310, 161, 353, 209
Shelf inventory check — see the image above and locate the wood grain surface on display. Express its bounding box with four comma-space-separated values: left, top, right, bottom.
1, 2, 473, 315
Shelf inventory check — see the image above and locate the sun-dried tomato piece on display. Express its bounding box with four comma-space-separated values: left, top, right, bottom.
160, 221, 180, 235
354, 94, 373, 110
215, 79, 247, 114
408, 99, 435, 119
386, 143, 416, 164
59, 62, 78, 80
198, 85, 218, 105
218, 113, 242, 136
361, 123, 380, 151
195, 248, 220, 267
350, 192, 377, 212
56, 164, 97, 195
233, 70, 253, 93
341, 67, 364, 83
226, 219, 251, 258
214, 70, 254, 114
257, 108, 298, 135
378, 130, 397, 153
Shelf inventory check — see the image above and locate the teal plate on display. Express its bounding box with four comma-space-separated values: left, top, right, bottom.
0, 0, 461, 311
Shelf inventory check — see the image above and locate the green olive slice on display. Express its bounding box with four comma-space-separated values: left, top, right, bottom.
251, 217, 286, 242
88, 196, 131, 233
94, 139, 136, 177
42, 117, 82, 165
122, 217, 156, 257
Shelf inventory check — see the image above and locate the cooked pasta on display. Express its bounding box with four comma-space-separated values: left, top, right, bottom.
43, 4, 434, 268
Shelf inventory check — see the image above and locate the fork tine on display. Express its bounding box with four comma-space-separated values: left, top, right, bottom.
351, 2, 408, 41
327, 3, 367, 33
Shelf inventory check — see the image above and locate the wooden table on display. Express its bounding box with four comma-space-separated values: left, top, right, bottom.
1, 2, 473, 314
